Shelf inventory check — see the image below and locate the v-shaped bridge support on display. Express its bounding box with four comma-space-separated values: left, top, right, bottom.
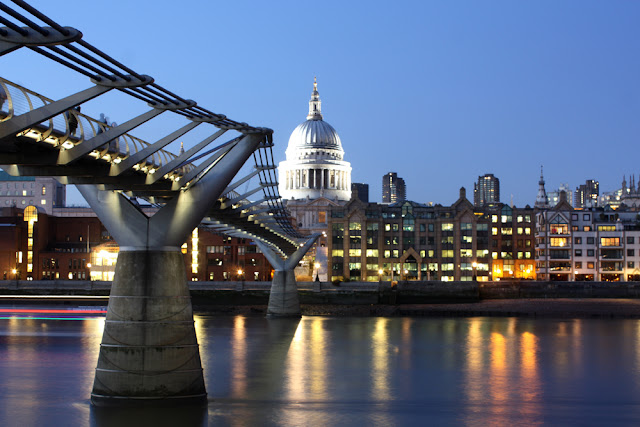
257, 234, 321, 317
81, 133, 263, 406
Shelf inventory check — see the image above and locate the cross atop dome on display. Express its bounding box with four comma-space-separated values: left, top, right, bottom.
307, 77, 323, 121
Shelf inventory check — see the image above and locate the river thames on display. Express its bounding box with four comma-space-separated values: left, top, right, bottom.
1, 306, 640, 426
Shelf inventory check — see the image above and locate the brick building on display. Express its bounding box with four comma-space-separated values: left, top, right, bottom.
327, 188, 535, 282
0, 207, 273, 282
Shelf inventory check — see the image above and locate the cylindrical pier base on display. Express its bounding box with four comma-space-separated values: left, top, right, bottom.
91, 250, 206, 407
267, 270, 301, 318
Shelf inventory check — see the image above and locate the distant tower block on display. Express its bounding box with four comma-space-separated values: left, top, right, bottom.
473, 173, 500, 207
382, 172, 406, 204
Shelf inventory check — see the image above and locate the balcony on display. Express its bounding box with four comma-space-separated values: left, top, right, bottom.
600, 249, 623, 260
601, 261, 623, 272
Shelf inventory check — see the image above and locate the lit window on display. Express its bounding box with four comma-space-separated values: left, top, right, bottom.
601, 237, 620, 247
550, 238, 568, 247
41, 199, 46, 205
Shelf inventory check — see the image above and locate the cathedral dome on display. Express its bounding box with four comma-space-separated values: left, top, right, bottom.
278, 78, 351, 202
287, 119, 343, 152
285, 77, 344, 159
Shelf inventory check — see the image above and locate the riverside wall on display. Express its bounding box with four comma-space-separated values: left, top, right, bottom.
2, 280, 640, 305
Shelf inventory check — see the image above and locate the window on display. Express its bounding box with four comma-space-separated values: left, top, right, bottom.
575, 249, 582, 257
501, 228, 512, 235
550, 238, 568, 247
318, 211, 326, 223
517, 215, 523, 223
419, 224, 426, 232
628, 249, 635, 257
575, 262, 582, 269
628, 237, 635, 244
366, 249, 378, 257
349, 249, 361, 257
571, 214, 578, 220
442, 250, 454, 258
550, 223, 569, 234
384, 250, 391, 258
587, 250, 595, 256
441, 223, 453, 231
587, 262, 595, 269
575, 237, 582, 244
385, 224, 391, 232
587, 237, 595, 244
492, 215, 498, 223
598, 225, 616, 232
583, 214, 590, 221
601, 237, 620, 247
492, 227, 498, 236
583, 226, 591, 231
460, 249, 472, 258
628, 262, 635, 269
428, 223, 434, 232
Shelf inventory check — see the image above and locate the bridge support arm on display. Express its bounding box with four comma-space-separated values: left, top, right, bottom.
79, 132, 266, 406
257, 233, 321, 318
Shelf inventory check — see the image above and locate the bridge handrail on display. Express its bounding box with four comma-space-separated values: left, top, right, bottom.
0, 77, 193, 176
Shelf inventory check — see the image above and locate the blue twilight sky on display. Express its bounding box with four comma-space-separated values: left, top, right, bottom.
2, 0, 639, 207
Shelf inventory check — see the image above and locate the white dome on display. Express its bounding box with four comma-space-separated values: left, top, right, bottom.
287, 119, 343, 153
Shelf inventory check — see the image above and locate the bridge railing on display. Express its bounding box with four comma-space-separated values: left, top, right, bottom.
0, 77, 192, 176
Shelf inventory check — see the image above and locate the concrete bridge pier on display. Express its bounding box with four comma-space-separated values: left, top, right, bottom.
257, 234, 321, 317
91, 247, 206, 407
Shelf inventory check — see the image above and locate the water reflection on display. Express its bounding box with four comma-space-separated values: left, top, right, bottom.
3, 312, 640, 425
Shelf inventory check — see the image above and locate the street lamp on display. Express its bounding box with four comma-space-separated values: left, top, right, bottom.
404, 269, 409, 281
237, 269, 243, 282
314, 262, 321, 282
378, 268, 384, 283
472, 261, 477, 281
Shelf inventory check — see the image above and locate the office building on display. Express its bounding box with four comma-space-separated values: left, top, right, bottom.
574, 179, 599, 208
382, 172, 406, 204
351, 183, 369, 203
327, 187, 535, 282
473, 174, 500, 207
0, 169, 65, 215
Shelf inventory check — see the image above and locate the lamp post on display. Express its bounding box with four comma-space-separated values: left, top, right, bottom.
378, 269, 384, 283
314, 262, 321, 282
472, 261, 477, 281
404, 269, 409, 281
237, 269, 244, 283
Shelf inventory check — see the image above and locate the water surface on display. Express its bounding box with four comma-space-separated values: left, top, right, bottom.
1, 307, 639, 426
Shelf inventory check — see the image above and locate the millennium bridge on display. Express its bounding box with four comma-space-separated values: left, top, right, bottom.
0, 0, 319, 406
